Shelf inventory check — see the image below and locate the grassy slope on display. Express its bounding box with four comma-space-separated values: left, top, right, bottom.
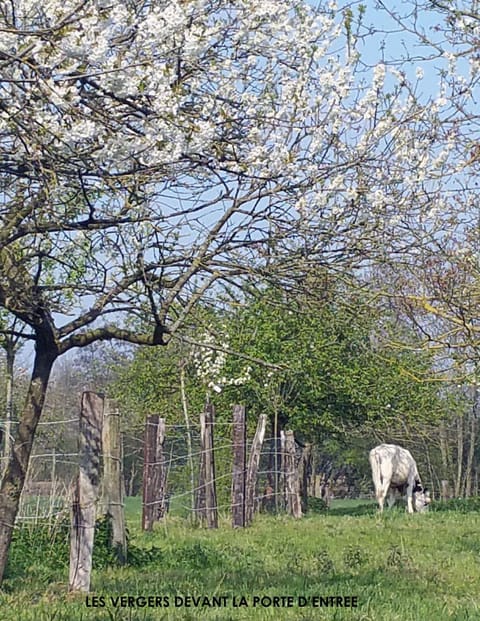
1, 499, 479, 621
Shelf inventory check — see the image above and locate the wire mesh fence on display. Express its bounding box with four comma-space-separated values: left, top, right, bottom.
0, 403, 370, 530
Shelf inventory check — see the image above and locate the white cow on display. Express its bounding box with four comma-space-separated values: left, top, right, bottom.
369, 444, 431, 513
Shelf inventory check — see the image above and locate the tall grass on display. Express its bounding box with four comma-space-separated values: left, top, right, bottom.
1, 499, 479, 620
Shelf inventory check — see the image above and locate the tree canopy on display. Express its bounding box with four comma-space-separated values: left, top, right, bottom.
1, 0, 479, 584
109, 284, 447, 440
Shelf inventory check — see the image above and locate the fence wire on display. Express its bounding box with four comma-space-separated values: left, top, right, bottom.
4, 409, 363, 527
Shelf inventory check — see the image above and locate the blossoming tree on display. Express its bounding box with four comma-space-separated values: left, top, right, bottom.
0, 0, 465, 582
364, 1, 480, 366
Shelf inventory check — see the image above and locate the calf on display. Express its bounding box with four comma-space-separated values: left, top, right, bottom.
369, 443, 431, 513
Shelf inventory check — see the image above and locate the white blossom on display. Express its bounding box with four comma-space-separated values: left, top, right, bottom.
373, 63, 386, 89
192, 332, 251, 392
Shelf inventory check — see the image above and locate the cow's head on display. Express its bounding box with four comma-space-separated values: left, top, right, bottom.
413, 482, 431, 512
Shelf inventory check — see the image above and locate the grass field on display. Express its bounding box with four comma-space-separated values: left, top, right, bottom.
1, 498, 480, 620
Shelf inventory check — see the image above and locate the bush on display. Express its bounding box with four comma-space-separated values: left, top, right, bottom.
5, 514, 161, 581
306, 497, 329, 513
6, 516, 70, 580
430, 497, 480, 513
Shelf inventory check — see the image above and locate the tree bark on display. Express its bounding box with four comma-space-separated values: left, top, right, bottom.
439, 419, 451, 488
2, 339, 15, 472
464, 410, 477, 497
455, 414, 464, 497
0, 346, 56, 583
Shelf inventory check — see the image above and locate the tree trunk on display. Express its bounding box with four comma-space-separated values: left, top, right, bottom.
455, 414, 464, 497
0, 347, 56, 584
2, 339, 15, 472
128, 461, 136, 497
422, 438, 436, 500
464, 410, 477, 497
439, 419, 451, 490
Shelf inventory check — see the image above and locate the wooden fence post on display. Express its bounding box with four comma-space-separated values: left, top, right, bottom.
231, 405, 246, 528
279, 430, 286, 511
195, 411, 207, 523
155, 418, 168, 520
101, 399, 127, 563
298, 443, 312, 514
204, 404, 218, 528
69, 391, 104, 592
142, 415, 167, 531
245, 414, 267, 525
284, 430, 302, 519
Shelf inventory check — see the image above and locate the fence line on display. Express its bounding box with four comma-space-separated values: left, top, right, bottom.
9, 404, 343, 527
0, 418, 79, 425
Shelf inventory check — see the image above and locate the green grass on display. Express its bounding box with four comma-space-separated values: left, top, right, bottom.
1, 500, 480, 620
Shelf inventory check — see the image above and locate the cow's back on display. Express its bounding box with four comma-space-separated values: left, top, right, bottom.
370, 443, 418, 488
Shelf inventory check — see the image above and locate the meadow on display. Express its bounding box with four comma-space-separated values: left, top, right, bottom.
1, 498, 479, 621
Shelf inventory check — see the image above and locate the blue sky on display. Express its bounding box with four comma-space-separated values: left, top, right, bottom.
316, 1, 475, 102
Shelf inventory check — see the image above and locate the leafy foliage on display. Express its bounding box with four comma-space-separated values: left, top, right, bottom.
306, 497, 330, 513
5, 518, 70, 581
430, 497, 480, 513
219, 286, 445, 441
108, 283, 446, 444
5, 514, 168, 584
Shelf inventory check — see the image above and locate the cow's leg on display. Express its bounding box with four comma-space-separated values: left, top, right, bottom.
406, 484, 414, 513
376, 489, 386, 512
387, 488, 396, 508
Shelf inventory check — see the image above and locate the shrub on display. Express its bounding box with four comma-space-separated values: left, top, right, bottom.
430, 497, 480, 513
306, 497, 329, 513
5, 514, 163, 581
